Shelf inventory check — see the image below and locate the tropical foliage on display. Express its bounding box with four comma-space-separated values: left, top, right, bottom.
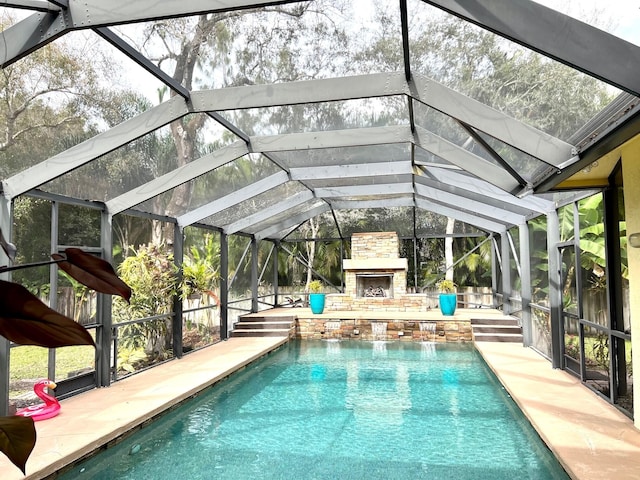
0, 0, 627, 472
0, 244, 131, 473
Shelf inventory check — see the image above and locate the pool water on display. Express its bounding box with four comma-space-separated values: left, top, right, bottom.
60, 340, 569, 479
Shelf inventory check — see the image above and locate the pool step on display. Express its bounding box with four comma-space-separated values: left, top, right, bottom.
231, 315, 296, 338
471, 316, 523, 343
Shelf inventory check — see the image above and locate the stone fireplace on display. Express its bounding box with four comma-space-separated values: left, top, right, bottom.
323, 231, 427, 312
343, 232, 408, 299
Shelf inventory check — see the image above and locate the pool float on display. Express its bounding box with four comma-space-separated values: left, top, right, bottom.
15, 380, 60, 421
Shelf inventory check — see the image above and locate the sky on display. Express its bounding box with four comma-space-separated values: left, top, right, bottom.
2, 0, 639, 100
116, 0, 640, 102
534, 0, 640, 46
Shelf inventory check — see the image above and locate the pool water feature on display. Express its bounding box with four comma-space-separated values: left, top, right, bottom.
371, 321, 387, 340
419, 321, 437, 341
59, 341, 569, 480
324, 321, 342, 339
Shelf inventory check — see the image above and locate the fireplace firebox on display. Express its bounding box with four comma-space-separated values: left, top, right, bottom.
356, 274, 393, 298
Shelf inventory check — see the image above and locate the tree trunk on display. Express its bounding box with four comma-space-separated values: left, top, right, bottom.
445, 217, 455, 281
304, 217, 319, 291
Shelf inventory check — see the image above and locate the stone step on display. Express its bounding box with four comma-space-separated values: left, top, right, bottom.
234, 321, 295, 330
230, 328, 293, 338
239, 315, 296, 323
471, 324, 523, 335
471, 315, 522, 343
471, 316, 520, 326
473, 332, 523, 343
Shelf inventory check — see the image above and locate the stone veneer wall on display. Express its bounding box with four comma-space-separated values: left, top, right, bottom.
296, 318, 472, 342
351, 231, 400, 259
325, 293, 434, 312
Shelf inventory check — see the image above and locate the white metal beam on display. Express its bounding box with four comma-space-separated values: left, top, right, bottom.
425, 167, 554, 214
414, 182, 523, 225
193, 72, 573, 165
314, 183, 414, 198
415, 197, 506, 233
250, 125, 412, 152
414, 171, 533, 216
223, 190, 315, 235
412, 126, 519, 192
329, 197, 414, 210
255, 203, 330, 241
2, 96, 190, 199
106, 141, 249, 215
177, 170, 289, 228
290, 162, 412, 181
410, 75, 574, 167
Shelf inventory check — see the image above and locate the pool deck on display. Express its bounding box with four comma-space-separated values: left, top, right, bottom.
249, 306, 506, 321
1, 336, 290, 480
2, 328, 640, 479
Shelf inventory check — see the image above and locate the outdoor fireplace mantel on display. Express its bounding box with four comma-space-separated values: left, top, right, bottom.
343, 258, 408, 271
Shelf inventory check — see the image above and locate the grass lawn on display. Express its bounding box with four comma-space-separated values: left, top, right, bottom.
10, 345, 95, 395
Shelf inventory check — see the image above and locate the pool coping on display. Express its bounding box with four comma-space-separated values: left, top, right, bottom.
2, 337, 639, 479
0, 337, 289, 480
475, 342, 640, 480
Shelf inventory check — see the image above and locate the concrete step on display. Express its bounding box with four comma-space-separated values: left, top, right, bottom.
471, 324, 523, 335
471, 315, 522, 343
231, 314, 296, 338
239, 315, 296, 323
471, 316, 520, 326
231, 328, 292, 338
473, 332, 523, 343
234, 321, 295, 330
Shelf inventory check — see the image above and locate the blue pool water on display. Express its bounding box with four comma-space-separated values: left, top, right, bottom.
60, 340, 568, 479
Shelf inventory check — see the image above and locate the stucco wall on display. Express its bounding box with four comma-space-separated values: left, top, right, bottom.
621, 137, 640, 427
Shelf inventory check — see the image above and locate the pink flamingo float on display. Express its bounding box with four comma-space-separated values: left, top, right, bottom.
15, 379, 61, 421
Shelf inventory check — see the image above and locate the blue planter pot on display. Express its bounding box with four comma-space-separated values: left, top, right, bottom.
439, 293, 457, 316
309, 293, 326, 314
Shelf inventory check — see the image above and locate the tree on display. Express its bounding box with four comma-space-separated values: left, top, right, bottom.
0, 14, 115, 179
129, 2, 350, 243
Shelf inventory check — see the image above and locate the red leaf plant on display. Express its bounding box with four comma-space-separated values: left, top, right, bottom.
0, 246, 131, 474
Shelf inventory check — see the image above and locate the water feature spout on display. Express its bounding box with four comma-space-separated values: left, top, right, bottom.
325, 321, 342, 339
419, 322, 436, 342
371, 321, 387, 341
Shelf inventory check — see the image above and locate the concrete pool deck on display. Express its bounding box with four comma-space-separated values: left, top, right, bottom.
1, 337, 639, 479
475, 342, 640, 480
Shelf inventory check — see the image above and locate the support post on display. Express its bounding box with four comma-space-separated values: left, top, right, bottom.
491, 236, 499, 308
48, 201, 59, 383
220, 232, 229, 339
519, 222, 532, 346
547, 210, 563, 369
273, 240, 280, 306
0, 195, 11, 415
603, 183, 626, 397
251, 236, 258, 313
97, 210, 114, 386
173, 225, 184, 358
501, 232, 511, 314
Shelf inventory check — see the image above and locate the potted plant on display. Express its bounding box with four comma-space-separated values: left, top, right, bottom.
308, 279, 326, 314
436, 279, 457, 316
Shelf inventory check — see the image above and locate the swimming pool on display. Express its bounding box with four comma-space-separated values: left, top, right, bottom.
59, 340, 568, 479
